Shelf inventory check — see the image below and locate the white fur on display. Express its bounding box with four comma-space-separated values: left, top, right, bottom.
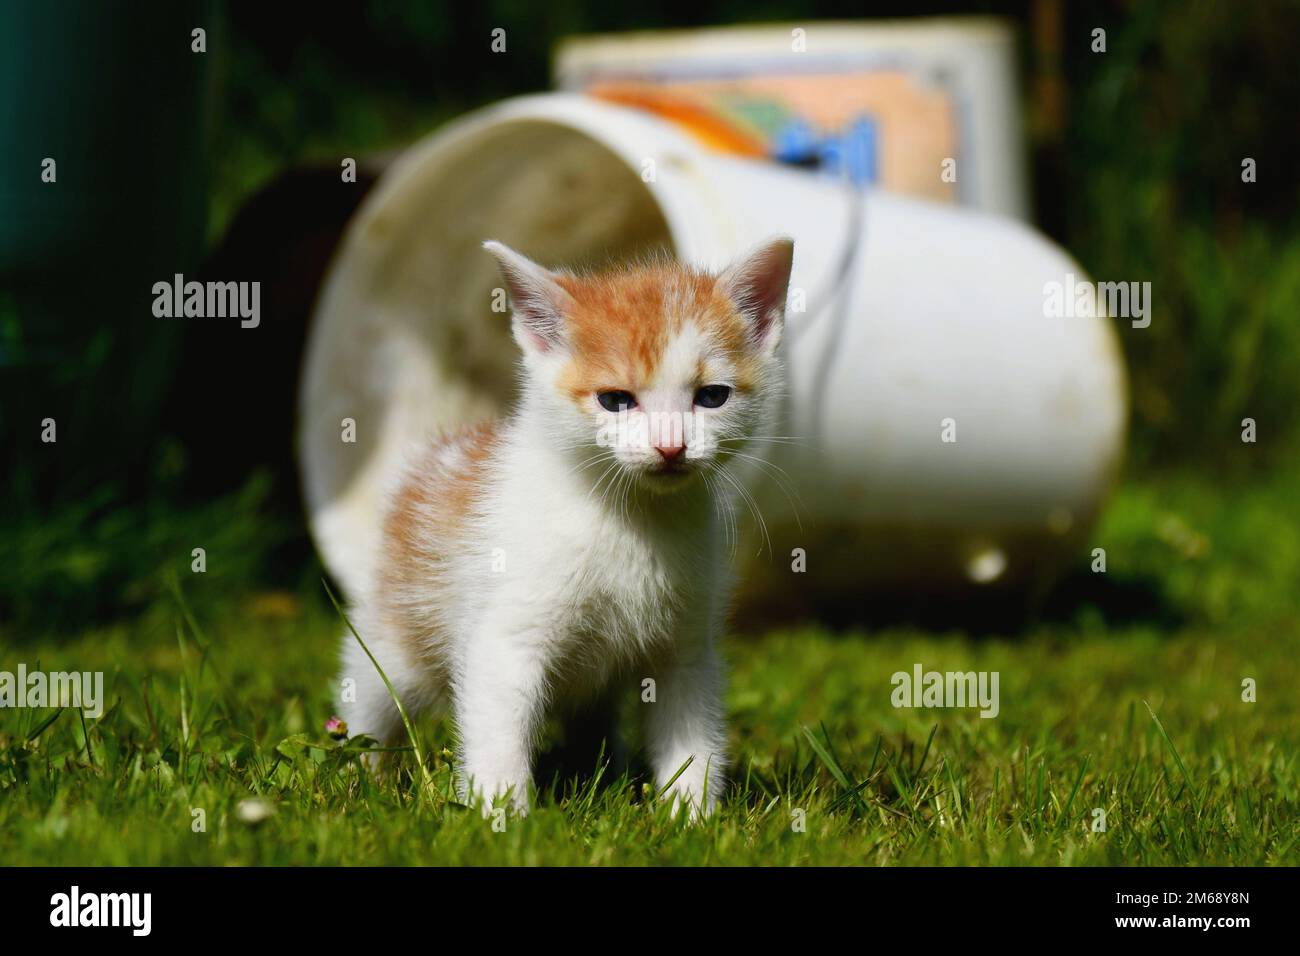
338, 239, 793, 820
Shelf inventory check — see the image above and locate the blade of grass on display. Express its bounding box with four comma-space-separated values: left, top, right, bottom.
1055, 754, 1090, 833
166, 572, 234, 722
801, 724, 869, 814
26, 707, 65, 741
175, 625, 191, 751
914, 724, 939, 777
1143, 699, 1197, 800
77, 706, 95, 764
323, 578, 436, 804
654, 755, 694, 801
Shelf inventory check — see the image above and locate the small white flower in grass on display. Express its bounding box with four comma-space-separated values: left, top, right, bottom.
236, 798, 275, 825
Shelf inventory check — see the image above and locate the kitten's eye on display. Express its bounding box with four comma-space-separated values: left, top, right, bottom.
597, 390, 637, 412
694, 384, 731, 409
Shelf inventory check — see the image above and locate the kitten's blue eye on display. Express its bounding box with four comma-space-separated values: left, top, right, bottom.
694, 385, 731, 409
597, 390, 637, 412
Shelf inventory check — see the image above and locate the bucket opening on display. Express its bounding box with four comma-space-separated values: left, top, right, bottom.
302, 117, 675, 595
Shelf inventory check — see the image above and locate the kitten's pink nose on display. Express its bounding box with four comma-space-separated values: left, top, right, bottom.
655, 444, 686, 464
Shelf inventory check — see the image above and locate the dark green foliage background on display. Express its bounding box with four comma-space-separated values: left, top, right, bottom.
3, 1, 1298, 625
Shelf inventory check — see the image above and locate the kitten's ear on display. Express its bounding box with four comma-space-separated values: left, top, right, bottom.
483, 240, 574, 354
716, 237, 794, 355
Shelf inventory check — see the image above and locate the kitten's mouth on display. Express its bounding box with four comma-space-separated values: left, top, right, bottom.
643, 462, 695, 488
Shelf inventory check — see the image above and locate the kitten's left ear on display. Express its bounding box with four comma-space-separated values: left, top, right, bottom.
717, 237, 794, 355
483, 240, 574, 355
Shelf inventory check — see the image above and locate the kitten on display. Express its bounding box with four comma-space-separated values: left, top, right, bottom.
338, 237, 794, 818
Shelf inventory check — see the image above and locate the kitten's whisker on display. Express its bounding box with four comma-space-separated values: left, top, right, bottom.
719, 480, 739, 561
616, 468, 635, 525
585, 460, 622, 511
702, 471, 725, 554
552, 441, 605, 453
717, 436, 813, 450
565, 450, 618, 480
702, 471, 738, 560
708, 462, 772, 559
597, 467, 624, 515
725, 451, 807, 534
602, 463, 634, 522
732, 476, 773, 559
579, 457, 618, 494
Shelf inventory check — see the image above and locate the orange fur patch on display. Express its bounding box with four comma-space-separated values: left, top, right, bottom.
554, 264, 756, 400
385, 423, 498, 580
378, 422, 499, 660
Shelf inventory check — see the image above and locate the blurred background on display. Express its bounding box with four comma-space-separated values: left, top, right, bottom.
2, 0, 1298, 637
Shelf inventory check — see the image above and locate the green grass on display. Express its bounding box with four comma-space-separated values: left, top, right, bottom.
2, 467, 1298, 865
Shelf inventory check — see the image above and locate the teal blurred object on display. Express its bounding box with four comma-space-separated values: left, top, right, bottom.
0, 0, 213, 499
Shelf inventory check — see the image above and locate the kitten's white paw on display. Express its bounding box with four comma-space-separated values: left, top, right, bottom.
660, 771, 721, 822
459, 770, 532, 819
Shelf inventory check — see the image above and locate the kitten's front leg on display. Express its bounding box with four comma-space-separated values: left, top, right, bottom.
643, 638, 728, 819
454, 624, 549, 818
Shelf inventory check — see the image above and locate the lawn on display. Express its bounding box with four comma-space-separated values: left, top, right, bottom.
1, 466, 1298, 866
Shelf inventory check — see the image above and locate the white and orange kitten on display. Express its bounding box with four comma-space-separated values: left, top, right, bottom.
338, 237, 794, 817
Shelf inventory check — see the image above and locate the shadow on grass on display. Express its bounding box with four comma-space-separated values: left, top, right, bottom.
733, 568, 1185, 638
533, 695, 646, 809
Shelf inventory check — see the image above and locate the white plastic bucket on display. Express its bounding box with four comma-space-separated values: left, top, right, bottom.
299, 93, 1126, 604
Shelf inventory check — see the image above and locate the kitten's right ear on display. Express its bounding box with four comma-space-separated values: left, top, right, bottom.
483, 241, 573, 354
